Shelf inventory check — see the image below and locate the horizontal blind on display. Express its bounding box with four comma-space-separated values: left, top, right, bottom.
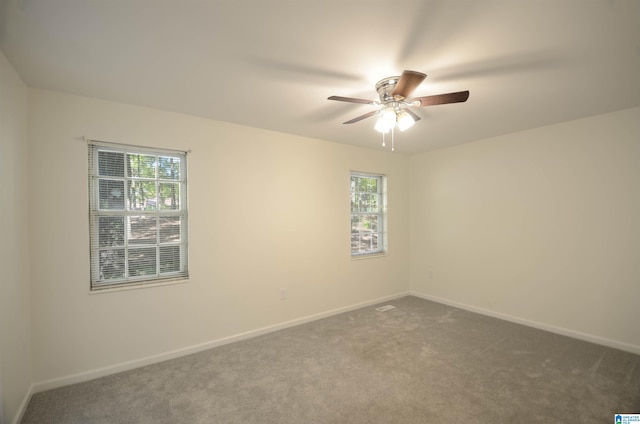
88, 140, 189, 290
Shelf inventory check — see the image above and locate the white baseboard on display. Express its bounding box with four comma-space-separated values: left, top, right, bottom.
32, 291, 409, 394
11, 384, 33, 424
410, 291, 640, 356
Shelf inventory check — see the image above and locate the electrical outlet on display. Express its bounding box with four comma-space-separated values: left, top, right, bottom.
280, 288, 287, 300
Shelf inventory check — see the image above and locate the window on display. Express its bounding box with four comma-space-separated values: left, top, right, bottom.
88, 141, 188, 290
350, 172, 386, 256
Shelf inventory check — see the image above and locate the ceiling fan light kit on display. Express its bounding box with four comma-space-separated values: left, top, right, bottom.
396, 110, 416, 131
328, 70, 469, 150
374, 107, 398, 133
373, 105, 415, 134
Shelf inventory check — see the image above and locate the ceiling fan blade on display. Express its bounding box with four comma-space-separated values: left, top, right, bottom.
412, 90, 470, 107
391, 70, 426, 100
328, 96, 377, 105
343, 110, 379, 124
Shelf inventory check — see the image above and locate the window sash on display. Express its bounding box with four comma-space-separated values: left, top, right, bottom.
88, 141, 188, 290
350, 173, 385, 256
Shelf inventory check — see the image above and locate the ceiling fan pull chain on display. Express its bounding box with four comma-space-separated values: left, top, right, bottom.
391, 127, 395, 152
382, 132, 386, 147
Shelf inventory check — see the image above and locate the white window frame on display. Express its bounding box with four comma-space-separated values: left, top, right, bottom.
88, 140, 189, 291
350, 172, 387, 257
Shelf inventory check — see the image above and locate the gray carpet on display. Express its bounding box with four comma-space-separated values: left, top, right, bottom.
21, 296, 640, 423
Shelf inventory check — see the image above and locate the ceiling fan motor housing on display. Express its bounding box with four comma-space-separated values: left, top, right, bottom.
375, 76, 400, 103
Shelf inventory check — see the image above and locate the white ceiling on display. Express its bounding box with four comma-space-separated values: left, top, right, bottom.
1, 0, 639, 153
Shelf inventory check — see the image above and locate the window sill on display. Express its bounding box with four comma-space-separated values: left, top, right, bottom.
88, 277, 189, 295
351, 252, 387, 261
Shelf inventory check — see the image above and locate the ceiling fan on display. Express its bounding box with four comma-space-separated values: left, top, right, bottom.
328, 70, 469, 134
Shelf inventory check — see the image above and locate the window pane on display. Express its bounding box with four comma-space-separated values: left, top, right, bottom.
355, 194, 364, 213
367, 215, 379, 231
128, 181, 157, 211
366, 178, 378, 193
354, 194, 364, 213
351, 231, 378, 253
363, 193, 374, 212
99, 179, 125, 210
351, 193, 380, 213
99, 249, 125, 280
369, 232, 380, 250
357, 177, 377, 193
128, 216, 157, 245
351, 215, 379, 233
371, 194, 380, 212
351, 215, 362, 232
128, 248, 157, 277
370, 194, 381, 212
160, 245, 181, 273
98, 151, 125, 177
359, 194, 366, 212
351, 233, 379, 254
127, 154, 156, 179
159, 216, 181, 243
99, 216, 124, 247
159, 182, 180, 210
158, 156, 180, 180
350, 234, 361, 253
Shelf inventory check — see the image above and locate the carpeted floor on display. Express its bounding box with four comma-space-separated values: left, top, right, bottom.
21, 296, 640, 423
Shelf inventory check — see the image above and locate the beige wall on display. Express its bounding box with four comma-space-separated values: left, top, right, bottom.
28, 88, 411, 387
6, 67, 639, 417
410, 107, 640, 352
0, 53, 32, 423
